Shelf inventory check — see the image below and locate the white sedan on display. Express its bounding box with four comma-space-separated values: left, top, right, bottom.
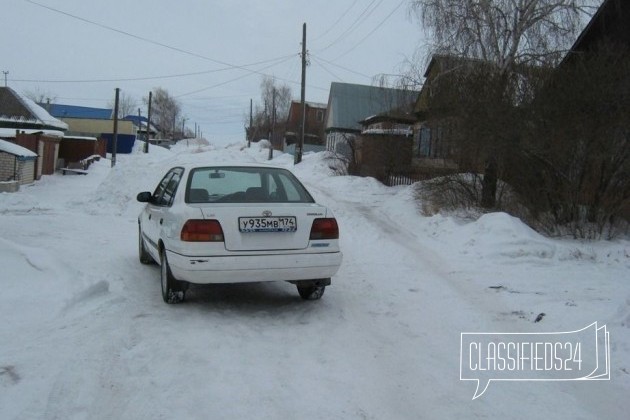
137, 163, 342, 303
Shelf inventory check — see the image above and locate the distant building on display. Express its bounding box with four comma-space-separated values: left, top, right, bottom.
324, 82, 417, 158
46, 103, 136, 137
284, 101, 327, 154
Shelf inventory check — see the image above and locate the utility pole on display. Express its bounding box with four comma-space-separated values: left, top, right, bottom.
295, 23, 307, 164
269, 88, 276, 160
2, 71, 8, 87
111, 88, 120, 167
137, 107, 142, 142
145, 91, 152, 153
182, 117, 187, 139
248, 98, 253, 148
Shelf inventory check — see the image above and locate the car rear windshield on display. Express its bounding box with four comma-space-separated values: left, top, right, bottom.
186, 166, 315, 204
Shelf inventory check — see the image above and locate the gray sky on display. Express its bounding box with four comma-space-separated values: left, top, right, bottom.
3, 0, 426, 143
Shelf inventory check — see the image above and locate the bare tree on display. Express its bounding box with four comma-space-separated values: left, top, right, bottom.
410, 0, 596, 207
24, 88, 57, 106
108, 92, 137, 119
143, 88, 181, 139
412, 0, 595, 69
248, 76, 292, 145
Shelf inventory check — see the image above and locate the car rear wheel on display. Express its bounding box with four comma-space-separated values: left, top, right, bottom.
160, 248, 186, 304
138, 227, 154, 264
297, 284, 326, 300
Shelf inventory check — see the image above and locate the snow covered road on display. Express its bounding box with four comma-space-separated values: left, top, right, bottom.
1, 142, 629, 419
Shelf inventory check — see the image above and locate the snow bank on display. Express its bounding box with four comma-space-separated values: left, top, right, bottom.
0, 144, 628, 419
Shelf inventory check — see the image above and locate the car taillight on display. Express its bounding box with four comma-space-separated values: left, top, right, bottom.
309, 218, 339, 240
181, 219, 224, 242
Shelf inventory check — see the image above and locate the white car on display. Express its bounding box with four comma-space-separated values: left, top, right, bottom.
137, 163, 342, 303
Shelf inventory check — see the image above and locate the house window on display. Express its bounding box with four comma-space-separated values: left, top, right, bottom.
316, 110, 324, 122
416, 127, 431, 157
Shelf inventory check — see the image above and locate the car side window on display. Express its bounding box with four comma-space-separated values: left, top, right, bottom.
152, 168, 183, 207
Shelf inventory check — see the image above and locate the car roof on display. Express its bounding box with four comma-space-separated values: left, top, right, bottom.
176, 162, 291, 171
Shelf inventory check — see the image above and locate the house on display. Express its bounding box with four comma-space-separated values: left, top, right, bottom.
324, 82, 418, 158
412, 55, 487, 162
0, 87, 68, 137
47, 103, 138, 153
46, 104, 129, 136
0, 139, 37, 190
122, 114, 159, 142
284, 101, 327, 154
0, 87, 67, 179
355, 110, 415, 182
562, 0, 630, 64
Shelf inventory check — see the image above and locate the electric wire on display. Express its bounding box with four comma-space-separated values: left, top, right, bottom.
310, 57, 344, 82
23, 0, 294, 80
317, 0, 385, 53
11, 55, 297, 84
311, 0, 360, 42
309, 54, 373, 79
331, 0, 405, 61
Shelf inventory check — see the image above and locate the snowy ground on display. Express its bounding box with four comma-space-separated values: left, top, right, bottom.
1, 140, 629, 419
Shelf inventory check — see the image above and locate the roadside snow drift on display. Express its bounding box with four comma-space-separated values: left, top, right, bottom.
1, 140, 629, 419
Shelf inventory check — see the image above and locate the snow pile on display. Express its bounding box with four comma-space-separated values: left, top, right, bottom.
0, 141, 629, 419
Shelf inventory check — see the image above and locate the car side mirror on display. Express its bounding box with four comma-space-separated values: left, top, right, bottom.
137, 191, 152, 203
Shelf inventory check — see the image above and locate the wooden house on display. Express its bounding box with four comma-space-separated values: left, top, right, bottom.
325, 82, 418, 159
0, 87, 67, 179
284, 101, 327, 154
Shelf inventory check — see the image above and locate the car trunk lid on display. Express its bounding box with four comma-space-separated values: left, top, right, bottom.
200, 204, 326, 251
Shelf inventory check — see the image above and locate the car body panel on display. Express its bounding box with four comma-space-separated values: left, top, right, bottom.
138, 163, 342, 285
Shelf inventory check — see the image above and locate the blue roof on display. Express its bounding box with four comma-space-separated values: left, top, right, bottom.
122, 115, 148, 124
47, 104, 113, 120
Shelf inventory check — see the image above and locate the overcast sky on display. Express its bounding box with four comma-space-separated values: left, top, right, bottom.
3, 0, 427, 143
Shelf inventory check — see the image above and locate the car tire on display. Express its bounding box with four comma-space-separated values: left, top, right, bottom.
138, 227, 154, 264
160, 248, 185, 304
297, 284, 326, 300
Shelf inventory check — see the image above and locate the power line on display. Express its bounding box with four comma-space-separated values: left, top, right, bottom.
175, 55, 297, 98
10, 55, 296, 84
317, 0, 385, 52
309, 54, 373, 79
23, 0, 291, 79
311, 57, 344, 82
311, 0, 360, 42
331, 0, 405, 61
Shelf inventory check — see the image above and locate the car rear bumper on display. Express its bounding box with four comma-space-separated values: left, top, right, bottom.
166, 250, 342, 284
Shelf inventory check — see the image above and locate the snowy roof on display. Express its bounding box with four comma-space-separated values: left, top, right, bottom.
0, 139, 37, 157
0, 127, 65, 138
0, 87, 68, 131
62, 135, 99, 141
361, 128, 413, 136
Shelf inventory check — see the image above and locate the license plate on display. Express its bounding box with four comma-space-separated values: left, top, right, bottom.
239, 216, 297, 232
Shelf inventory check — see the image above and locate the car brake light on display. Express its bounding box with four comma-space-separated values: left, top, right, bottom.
181, 219, 224, 242
310, 218, 339, 240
